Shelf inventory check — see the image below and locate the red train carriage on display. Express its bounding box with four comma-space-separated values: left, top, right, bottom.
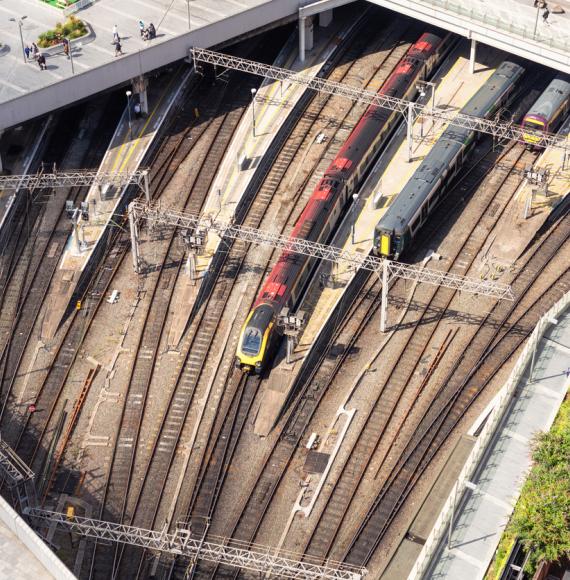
236, 32, 444, 373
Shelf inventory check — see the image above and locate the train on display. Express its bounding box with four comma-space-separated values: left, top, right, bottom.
521, 75, 570, 148
373, 60, 525, 259
235, 31, 445, 374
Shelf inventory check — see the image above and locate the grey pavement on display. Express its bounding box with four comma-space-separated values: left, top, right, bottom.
0, 0, 266, 103
425, 307, 570, 580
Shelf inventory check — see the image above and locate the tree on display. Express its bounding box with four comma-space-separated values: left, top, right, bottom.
510, 412, 570, 572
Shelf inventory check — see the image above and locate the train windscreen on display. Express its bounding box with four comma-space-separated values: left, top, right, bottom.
242, 329, 262, 355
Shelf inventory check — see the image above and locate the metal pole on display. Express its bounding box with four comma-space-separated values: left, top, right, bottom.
73, 214, 81, 254
351, 194, 358, 244
128, 205, 140, 273
250, 88, 257, 137
69, 41, 75, 75
530, 331, 539, 382
407, 101, 414, 162
380, 260, 389, 333
126, 91, 133, 136
533, 5, 540, 38
186, 0, 191, 30
286, 335, 293, 364
448, 482, 458, 550
18, 21, 26, 64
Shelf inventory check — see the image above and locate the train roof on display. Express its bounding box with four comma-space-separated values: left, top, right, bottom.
525, 75, 570, 120
376, 61, 524, 235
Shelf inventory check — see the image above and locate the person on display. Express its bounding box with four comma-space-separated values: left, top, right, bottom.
114, 41, 123, 57
37, 53, 47, 70
24, 45, 30, 60
31, 42, 39, 59
139, 20, 145, 38
148, 22, 156, 39
63, 38, 70, 59
134, 102, 142, 118
543, 7, 550, 22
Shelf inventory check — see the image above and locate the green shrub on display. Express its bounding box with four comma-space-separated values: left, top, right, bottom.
37, 16, 87, 48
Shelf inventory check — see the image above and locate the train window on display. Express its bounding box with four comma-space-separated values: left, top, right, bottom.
242, 328, 262, 356
410, 216, 420, 232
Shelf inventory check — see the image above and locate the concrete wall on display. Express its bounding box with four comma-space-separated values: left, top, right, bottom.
0, 495, 76, 579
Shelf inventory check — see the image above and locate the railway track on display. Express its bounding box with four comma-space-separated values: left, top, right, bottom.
297, 138, 535, 563
78, 12, 413, 578
342, 215, 570, 568
0, 100, 120, 429
87, 67, 258, 580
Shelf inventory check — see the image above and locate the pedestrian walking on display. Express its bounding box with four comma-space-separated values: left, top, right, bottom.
63, 39, 70, 59
31, 42, 39, 59
139, 20, 145, 37
114, 40, 123, 57
24, 45, 30, 60
533, 0, 539, 7
543, 7, 550, 22
37, 53, 47, 70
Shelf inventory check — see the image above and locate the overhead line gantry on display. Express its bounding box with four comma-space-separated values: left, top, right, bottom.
190, 47, 570, 154
0, 169, 151, 201
128, 201, 514, 332
26, 508, 365, 580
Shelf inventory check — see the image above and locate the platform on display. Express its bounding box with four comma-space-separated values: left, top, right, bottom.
41, 66, 190, 339
366, 0, 570, 74
423, 303, 570, 580
0, 0, 307, 131
0, 494, 75, 579
166, 15, 356, 347
485, 116, 570, 265
253, 40, 504, 436
0, 119, 50, 246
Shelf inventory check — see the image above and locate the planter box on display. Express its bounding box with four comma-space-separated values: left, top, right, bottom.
38, 21, 94, 56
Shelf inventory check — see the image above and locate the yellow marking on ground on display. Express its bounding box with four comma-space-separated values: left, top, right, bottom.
110, 70, 181, 173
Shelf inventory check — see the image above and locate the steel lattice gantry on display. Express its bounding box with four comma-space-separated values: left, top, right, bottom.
128, 201, 514, 331
190, 47, 570, 153
26, 508, 365, 580
0, 169, 150, 201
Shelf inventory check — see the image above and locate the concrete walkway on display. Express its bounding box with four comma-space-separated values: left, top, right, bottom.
0, 0, 303, 129
424, 306, 570, 580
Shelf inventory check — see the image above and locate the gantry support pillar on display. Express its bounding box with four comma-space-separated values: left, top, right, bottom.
298, 16, 314, 63
469, 38, 477, 74
319, 9, 333, 27
132, 75, 149, 115
128, 203, 140, 273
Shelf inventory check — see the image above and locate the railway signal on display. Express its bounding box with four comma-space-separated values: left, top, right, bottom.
128, 201, 515, 334
278, 309, 305, 364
